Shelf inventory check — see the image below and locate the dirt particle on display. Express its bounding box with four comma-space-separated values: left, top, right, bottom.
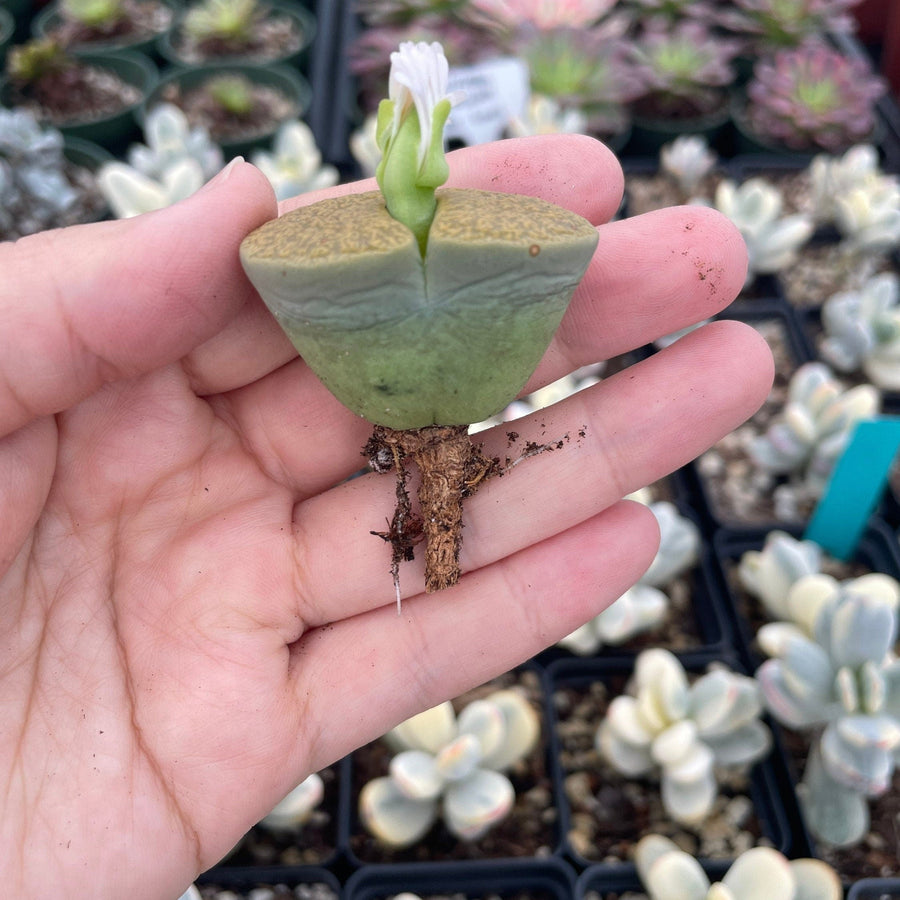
529, 244, 541, 257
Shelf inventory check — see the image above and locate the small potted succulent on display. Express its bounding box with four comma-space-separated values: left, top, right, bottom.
0, 36, 156, 149
734, 41, 887, 155
626, 19, 741, 153
30, 0, 176, 57
143, 61, 309, 156
0, 106, 109, 241
157, 0, 316, 69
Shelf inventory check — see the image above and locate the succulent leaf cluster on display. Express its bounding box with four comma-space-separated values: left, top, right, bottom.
629, 20, 740, 117
805, 144, 883, 224
746, 42, 886, 153
755, 572, 900, 845
834, 173, 900, 256
60, 0, 124, 27
250, 120, 339, 201
634, 833, 841, 900
98, 103, 223, 218
182, 0, 261, 43
737, 530, 824, 622
716, 0, 859, 52
506, 93, 588, 137
0, 108, 83, 239
469, 0, 619, 30
6, 38, 72, 85
258, 772, 325, 834
359, 690, 540, 846
660, 134, 717, 199
597, 649, 771, 825
713, 177, 813, 280
818, 273, 900, 390
748, 362, 880, 494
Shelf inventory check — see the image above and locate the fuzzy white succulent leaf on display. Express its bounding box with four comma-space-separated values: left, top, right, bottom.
835, 175, 900, 253
784, 573, 841, 635
359, 776, 438, 847
799, 742, 871, 846
660, 135, 717, 198
442, 768, 514, 840
660, 744, 717, 824
689, 668, 763, 738
651, 719, 700, 768
556, 620, 604, 655
387, 701, 456, 753
789, 858, 843, 900
718, 846, 795, 900
824, 592, 897, 670
259, 772, 324, 832
640, 501, 700, 587
98, 158, 205, 218
715, 178, 782, 235
705, 886, 737, 900
822, 715, 900, 794
434, 733, 483, 783
476, 689, 540, 771
177, 886, 203, 900
456, 699, 505, 763
844, 572, 900, 611
807, 144, 882, 224
634, 833, 683, 881
506, 93, 588, 137
634, 649, 691, 724
561, 584, 668, 652
390, 749, 446, 800
596, 717, 655, 777
737, 531, 823, 620
704, 720, 771, 767
639, 843, 711, 900
757, 621, 810, 658
748, 213, 814, 275
128, 103, 223, 181
756, 656, 833, 729
879, 659, 900, 720
250, 120, 339, 202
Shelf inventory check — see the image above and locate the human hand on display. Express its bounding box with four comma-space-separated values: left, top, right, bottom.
0, 134, 772, 899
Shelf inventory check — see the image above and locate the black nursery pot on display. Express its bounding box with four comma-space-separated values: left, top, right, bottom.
547, 652, 793, 875
344, 857, 577, 900
195, 864, 341, 899
848, 879, 900, 899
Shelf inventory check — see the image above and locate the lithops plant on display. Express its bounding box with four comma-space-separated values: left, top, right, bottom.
712, 177, 814, 284
359, 689, 540, 846
258, 772, 325, 834
240, 41, 599, 595
818, 272, 900, 390
634, 833, 841, 900
749, 361, 880, 496
737, 530, 824, 622
596, 649, 772, 825
557, 493, 700, 654
755, 573, 900, 845
249, 119, 338, 202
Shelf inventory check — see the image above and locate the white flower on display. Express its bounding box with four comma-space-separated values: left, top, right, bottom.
388, 41, 464, 171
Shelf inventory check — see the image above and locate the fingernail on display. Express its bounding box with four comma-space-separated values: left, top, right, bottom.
199, 156, 246, 194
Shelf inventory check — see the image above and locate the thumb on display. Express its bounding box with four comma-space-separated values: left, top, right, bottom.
0, 158, 276, 439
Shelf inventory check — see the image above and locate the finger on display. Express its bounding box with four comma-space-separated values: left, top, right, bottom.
292, 499, 659, 769
183, 134, 625, 396
0, 160, 276, 440
280, 319, 772, 629
213, 204, 749, 500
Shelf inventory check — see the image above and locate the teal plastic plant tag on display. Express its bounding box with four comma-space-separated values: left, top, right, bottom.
805, 417, 900, 559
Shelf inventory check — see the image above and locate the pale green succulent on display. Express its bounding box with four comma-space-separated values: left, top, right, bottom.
258, 771, 324, 834
240, 41, 599, 430
749, 362, 880, 494
182, 0, 260, 43
834, 173, 900, 256
250, 120, 339, 202
634, 834, 841, 900
660, 134, 717, 200
359, 690, 540, 846
98, 157, 206, 218
60, 0, 124, 27
805, 144, 883, 225
819, 272, 900, 390
755, 574, 900, 845
597, 649, 771, 825
737, 530, 824, 622
712, 177, 813, 282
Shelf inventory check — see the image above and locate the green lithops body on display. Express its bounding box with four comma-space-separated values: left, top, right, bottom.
240, 187, 598, 429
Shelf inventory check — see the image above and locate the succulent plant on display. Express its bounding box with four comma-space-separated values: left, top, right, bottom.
597, 649, 772, 825
350, 112, 380, 179
659, 134, 717, 200
716, 0, 859, 52
748, 361, 880, 495
805, 144, 884, 225
634, 833, 841, 900
745, 42, 886, 153
0, 107, 88, 240
359, 689, 540, 846
818, 272, 900, 390
516, 28, 643, 136
737, 530, 824, 622
469, 0, 619, 29
258, 772, 324, 833
6, 37, 72, 86
712, 177, 814, 281
60, 0, 124, 28
628, 20, 741, 119
206, 73, 254, 116
506, 93, 588, 137
834, 172, 900, 256
182, 0, 261, 44
98, 156, 206, 218
250, 120, 339, 202
755, 573, 900, 845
